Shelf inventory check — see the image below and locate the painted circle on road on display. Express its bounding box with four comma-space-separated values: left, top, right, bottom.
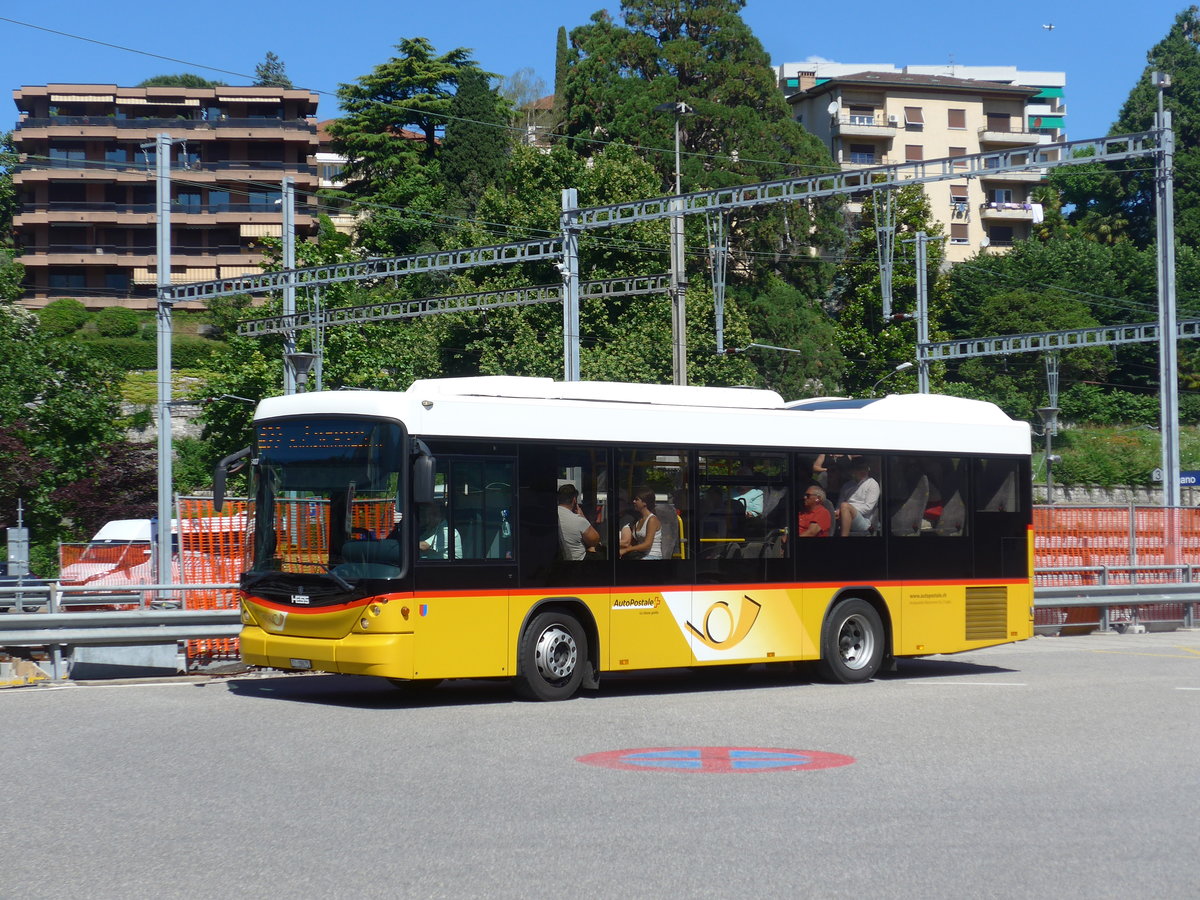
576, 747, 855, 773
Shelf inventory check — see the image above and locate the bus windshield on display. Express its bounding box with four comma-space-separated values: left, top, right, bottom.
248, 417, 407, 587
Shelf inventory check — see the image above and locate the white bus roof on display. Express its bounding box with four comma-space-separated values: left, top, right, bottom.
255, 376, 1030, 456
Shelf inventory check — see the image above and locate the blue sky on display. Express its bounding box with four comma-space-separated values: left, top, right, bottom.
0, 1, 1190, 142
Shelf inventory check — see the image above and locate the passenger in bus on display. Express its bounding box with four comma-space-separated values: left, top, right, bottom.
798, 485, 833, 537
837, 459, 880, 537
557, 484, 601, 561
733, 467, 764, 517
418, 502, 461, 560
620, 487, 662, 560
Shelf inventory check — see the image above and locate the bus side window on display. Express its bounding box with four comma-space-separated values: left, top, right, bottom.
416, 457, 516, 562
887, 455, 966, 537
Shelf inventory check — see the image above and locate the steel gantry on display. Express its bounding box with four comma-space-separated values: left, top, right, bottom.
157, 125, 1177, 482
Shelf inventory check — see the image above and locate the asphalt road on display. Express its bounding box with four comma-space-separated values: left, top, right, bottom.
3, 631, 1198, 898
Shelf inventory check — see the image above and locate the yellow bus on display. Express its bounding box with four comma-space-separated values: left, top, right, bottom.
217, 376, 1033, 700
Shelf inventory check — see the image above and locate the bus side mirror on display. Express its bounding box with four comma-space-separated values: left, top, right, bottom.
213, 447, 251, 512
411, 440, 435, 505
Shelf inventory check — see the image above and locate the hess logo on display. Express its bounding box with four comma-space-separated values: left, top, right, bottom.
686, 594, 762, 650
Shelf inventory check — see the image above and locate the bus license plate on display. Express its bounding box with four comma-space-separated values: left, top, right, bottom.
289, 658, 313, 669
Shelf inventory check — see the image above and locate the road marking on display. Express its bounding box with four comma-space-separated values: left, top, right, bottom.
1178, 646, 1200, 657
577, 747, 856, 773
1176, 687, 1200, 691
1089, 650, 1200, 659
915, 681, 1026, 686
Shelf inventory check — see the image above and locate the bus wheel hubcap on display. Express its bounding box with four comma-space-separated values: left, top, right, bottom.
534, 625, 577, 680
839, 615, 874, 669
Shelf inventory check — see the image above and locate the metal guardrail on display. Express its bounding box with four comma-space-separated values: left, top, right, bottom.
0, 582, 240, 680
3, 574, 1195, 683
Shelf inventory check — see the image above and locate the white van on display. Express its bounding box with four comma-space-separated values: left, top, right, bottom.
58, 519, 176, 595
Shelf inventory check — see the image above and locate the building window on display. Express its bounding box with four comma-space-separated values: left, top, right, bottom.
785, 78, 799, 88
175, 191, 201, 211
950, 223, 969, 245
949, 146, 967, 167
986, 112, 1011, 132
987, 188, 1014, 204
848, 143, 876, 164
49, 271, 87, 289
903, 106, 924, 127
105, 272, 130, 293
987, 225, 1015, 246
848, 106, 875, 125
948, 108, 966, 129
905, 144, 923, 162
207, 190, 230, 212
950, 184, 969, 202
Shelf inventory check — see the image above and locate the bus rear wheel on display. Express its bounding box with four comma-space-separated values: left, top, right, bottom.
817, 598, 884, 684
515, 611, 587, 701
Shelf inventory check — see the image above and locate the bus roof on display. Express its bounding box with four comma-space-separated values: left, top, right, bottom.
255, 376, 1030, 456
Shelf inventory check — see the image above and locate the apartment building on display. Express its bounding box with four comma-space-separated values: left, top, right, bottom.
779, 62, 1067, 141
10, 84, 320, 308
789, 71, 1062, 263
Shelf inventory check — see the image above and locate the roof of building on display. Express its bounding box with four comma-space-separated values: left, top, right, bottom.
788, 71, 1040, 103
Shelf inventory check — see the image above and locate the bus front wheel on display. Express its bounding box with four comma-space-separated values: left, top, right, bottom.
818, 598, 884, 684
515, 611, 587, 701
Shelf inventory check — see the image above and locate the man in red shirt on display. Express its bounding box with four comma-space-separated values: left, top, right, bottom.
797, 485, 832, 538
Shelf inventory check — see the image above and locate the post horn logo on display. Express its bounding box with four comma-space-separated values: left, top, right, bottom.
686, 594, 762, 650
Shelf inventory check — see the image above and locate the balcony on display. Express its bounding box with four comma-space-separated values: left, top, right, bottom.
979, 201, 1039, 221
981, 166, 1048, 183
15, 116, 318, 142
13, 159, 317, 186
833, 114, 897, 138
15, 243, 269, 268
978, 126, 1051, 146
15, 201, 318, 227
840, 153, 893, 170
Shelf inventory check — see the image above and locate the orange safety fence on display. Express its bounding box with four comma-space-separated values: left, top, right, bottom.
176, 497, 248, 662
1034, 505, 1200, 631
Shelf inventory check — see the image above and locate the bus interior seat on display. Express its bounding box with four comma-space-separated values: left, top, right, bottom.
891, 475, 930, 536
983, 472, 1017, 512
935, 491, 966, 536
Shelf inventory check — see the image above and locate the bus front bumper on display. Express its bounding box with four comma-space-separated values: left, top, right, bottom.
240, 626, 414, 679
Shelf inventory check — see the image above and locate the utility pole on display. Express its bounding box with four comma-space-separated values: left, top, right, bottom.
560, 188, 581, 381
656, 101, 692, 385
914, 231, 931, 393
281, 176, 297, 394
150, 132, 175, 600
1153, 71, 1181, 567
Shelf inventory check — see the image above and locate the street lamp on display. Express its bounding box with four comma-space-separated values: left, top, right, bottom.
1037, 406, 1061, 505
285, 352, 318, 393
871, 361, 914, 394
654, 101, 693, 386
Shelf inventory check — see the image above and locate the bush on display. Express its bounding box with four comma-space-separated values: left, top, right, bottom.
94, 306, 141, 338
37, 298, 89, 336
77, 335, 221, 370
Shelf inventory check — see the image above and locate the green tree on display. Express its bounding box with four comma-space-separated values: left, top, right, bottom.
829, 185, 943, 395
0, 131, 22, 302
439, 68, 512, 208
138, 74, 225, 88
254, 51, 293, 89
328, 37, 493, 255
1111, 6, 1200, 245
559, 0, 839, 286
733, 277, 846, 399
0, 306, 123, 545
947, 289, 1113, 421
0, 131, 16, 244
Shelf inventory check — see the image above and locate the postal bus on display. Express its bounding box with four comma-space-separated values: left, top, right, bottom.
217, 376, 1033, 700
